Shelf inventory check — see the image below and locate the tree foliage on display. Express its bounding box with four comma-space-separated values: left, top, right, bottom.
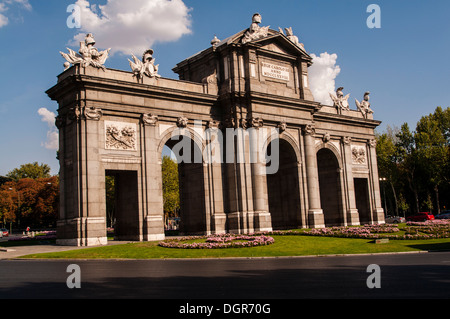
377, 107, 450, 216
6, 162, 51, 180
105, 175, 115, 227
0, 175, 59, 227
162, 155, 180, 218
0, 162, 58, 228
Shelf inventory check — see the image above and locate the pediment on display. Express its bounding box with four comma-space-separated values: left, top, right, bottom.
251, 33, 312, 62
260, 41, 292, 55
222, 29, 312, 63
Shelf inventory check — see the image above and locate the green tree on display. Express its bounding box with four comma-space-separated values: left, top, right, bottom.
162, 156, 180, 220
432, 106, 450, 143
376, 126, 400, 215
7, 162, 51, 180
415, 107, 449, 213
395, 123, 421, 214
377, 107, 450, 217
105, 175, 115, 227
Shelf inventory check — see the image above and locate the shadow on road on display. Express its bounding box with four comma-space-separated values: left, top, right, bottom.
0, 258, 449, 299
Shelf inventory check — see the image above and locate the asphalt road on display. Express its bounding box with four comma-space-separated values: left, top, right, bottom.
1, 251, 449, 300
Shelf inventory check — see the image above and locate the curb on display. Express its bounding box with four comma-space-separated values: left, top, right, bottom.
5, 249, 440, 261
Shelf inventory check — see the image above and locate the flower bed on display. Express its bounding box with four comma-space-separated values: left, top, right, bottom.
254, 221, 450, 240
158, 233, 275, 249
403, 220, 450, 239
302, 225, 395, 239
262, 224, 399, 239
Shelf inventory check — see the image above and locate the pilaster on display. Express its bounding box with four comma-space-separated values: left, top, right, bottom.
249, 117, 272, 232
303, 123, 325, 228
342, 136, 360, 226
367, 139, 385, 224
141, 113, 165, 241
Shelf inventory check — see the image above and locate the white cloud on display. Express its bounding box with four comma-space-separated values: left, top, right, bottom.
38, 107, 56, 126
38, 108, 59, 150
0, 2, 9, 27
0, 14, 7, 28
44, 131, 59, 150
10, 0, 32, 11
72, 0, 192, 55
0, 0, 32, 28
308, 52, 341, 106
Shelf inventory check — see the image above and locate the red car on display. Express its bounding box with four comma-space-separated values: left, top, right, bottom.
406, 212, 435, 222
0, 228, 9, 237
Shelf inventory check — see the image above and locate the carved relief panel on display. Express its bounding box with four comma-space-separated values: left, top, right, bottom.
351, 145, 367, 165
105, 121, 137, 151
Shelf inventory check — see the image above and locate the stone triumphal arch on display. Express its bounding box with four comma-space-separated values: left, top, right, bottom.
47, 14, 385, 246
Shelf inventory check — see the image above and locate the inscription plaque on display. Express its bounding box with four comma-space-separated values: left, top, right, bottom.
261, 62, 290, 81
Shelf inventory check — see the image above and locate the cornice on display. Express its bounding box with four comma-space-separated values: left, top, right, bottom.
47, 73, 218, 106
313, 111, 382, 128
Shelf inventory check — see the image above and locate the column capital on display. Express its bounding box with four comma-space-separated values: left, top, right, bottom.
142, 113, 158, 126
277, 121, 287, 133
206, 119, 220, 130
342, 136, 352, 145
303, 123, 315, 136
84, 106, 102, 121
248, 117, 264, 129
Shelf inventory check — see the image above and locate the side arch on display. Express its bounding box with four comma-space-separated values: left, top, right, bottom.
157, 125, 206, 164
316, 146, 345, 226
264, 131, 303, 229
262, 130, 301, 166
315, 142, 342, 169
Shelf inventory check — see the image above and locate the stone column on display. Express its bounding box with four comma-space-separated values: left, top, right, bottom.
303, 123, 325, 228
224, 119, 255, 234
367, 139, 385, 223
342, 137, 360, 225
249, 118, 272, 232
81, 106, 107, 246
205, 121, 227, 234
57, 107, 83, 246
55, 115, 66, 222
57, 106, 107, 246
141, 113, 165, 241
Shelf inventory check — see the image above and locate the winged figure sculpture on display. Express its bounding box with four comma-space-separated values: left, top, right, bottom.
355, 92, 374, 118
60, 33, 110, 70
129, 49, 160, 80
330, 87, 350, 110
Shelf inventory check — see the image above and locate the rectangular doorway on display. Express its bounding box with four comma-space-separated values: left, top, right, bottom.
105, 170, 140, 241
354, 178, 371, 224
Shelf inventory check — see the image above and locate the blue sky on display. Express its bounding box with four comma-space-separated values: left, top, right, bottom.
0, 0, 449, 176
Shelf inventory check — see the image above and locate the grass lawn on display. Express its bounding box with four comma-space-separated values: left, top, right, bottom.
18, 234, 450, 259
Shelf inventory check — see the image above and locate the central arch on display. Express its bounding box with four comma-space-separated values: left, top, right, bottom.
317, 147, 344, 226
266, 137, 302, 229
159, 128, 207, 235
